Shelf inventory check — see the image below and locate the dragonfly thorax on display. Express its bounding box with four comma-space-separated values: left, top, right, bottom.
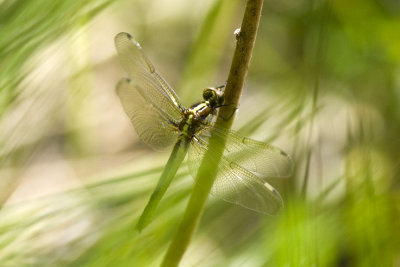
179, 87, 225, 139
188, 101, 213, 120
179, 102, 213, 139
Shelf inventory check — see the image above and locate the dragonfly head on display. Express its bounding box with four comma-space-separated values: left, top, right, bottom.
203, 87, 224, 108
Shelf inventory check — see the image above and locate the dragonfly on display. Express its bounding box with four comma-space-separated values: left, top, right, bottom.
114, 32, 293, 232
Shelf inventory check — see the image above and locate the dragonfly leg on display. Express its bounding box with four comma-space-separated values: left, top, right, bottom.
215, 82, 227, 90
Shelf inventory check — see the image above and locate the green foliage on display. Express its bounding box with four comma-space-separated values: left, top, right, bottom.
1, 0, 400, 266
0, 0, 114, 111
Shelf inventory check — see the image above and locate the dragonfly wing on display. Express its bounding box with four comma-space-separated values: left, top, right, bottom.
197, 126, 293, 178
115, 32, 185, 122
116, 78, 180, 151
188, 135, 283, 214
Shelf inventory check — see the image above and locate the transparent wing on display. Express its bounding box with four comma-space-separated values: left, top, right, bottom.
114, 32, 185, 121
194, 125, 293, 179
116, 78, 180, 151
188, 131, 285, 214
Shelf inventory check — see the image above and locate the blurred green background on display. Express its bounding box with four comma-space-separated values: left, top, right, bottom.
1, 0, 400, 266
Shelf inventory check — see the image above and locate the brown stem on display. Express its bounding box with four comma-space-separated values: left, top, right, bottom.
161, 1, 264, 266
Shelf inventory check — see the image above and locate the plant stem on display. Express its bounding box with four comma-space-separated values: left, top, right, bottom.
161, 0, 264, 266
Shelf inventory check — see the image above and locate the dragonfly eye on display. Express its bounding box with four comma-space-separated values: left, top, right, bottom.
203, 88, 215, 101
